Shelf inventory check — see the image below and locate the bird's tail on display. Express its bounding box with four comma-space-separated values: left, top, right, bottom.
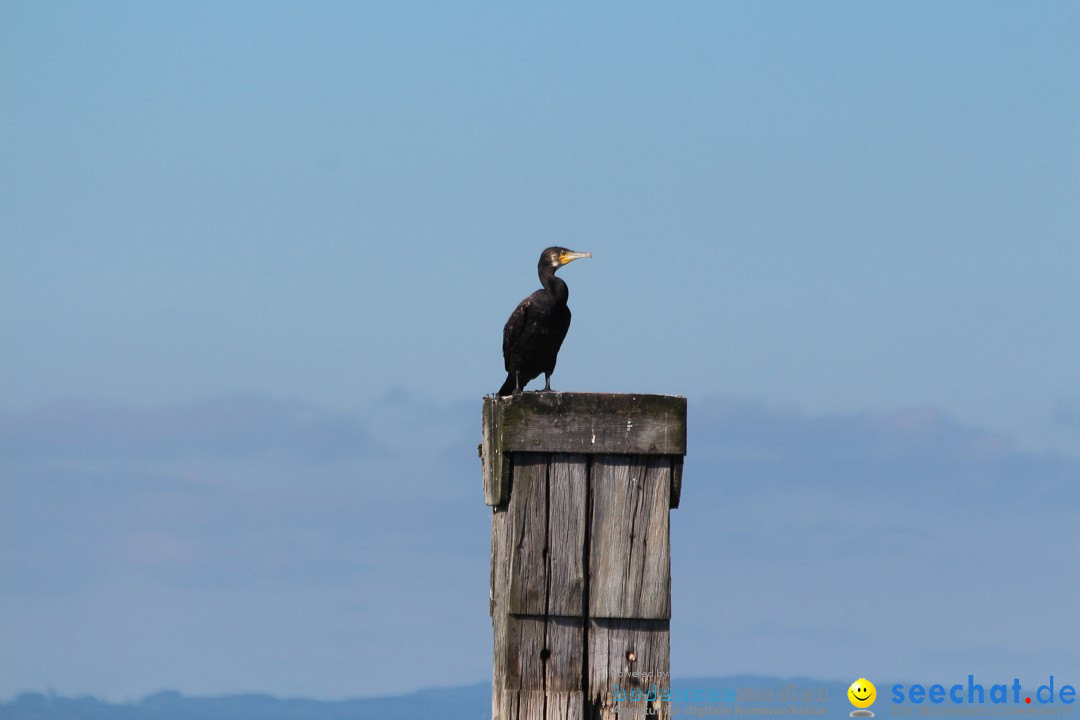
497, 373, 515, 396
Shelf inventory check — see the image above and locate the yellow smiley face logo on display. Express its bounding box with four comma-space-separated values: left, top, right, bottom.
848, 678, 876, 708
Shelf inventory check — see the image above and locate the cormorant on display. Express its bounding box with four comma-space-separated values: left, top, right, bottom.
497, 247, 592, 396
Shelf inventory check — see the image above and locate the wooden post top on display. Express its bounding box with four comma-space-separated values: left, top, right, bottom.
482, 392, 687, 506
485, 392, 686, 455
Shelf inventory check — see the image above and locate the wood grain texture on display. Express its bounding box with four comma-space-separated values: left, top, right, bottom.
547, 455, 587, 616
588, 618, 671, 720
492, 503, 509, 617
494, 616, 585, 720
483, 398, 511, 505
589, 455, 671, 619
500, 616, 585, 692
506, 454, 587, 616
484, 393, 686, 466
485, 393, 685, 719
507, 454, 550, 615
495, 690, 584, 720
492, 502, 510, 715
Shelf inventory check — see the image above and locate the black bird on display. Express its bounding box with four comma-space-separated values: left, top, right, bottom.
497, 247, 592, 396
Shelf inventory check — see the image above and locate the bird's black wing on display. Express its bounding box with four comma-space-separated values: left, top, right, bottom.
502, 296, 532, 372
552, 305, 571, 354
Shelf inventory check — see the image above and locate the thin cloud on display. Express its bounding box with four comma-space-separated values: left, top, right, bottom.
690, 396, 1079, 503
2, 393, 1077, 698
0, 395, 382, 463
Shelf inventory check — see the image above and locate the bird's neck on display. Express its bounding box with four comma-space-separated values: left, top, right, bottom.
540, 267, 568, 302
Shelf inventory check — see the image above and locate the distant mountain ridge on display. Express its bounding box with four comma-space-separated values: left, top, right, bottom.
2, 676, 854, 720
2, 683, 490, 720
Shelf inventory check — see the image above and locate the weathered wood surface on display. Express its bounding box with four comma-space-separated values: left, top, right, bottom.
499, 616, 584, 691
492, 613, 586, 719
588, 456, 671, 619
497, 453, 671, 620
508, 454, 551, 615
485, 393, 685, 720
482, 393, 686, 506
505, 454, 588, 616
495, 691, 584, 720
483, 397, 509, 506
547, 455, 588, 615
494, 615, 672, 720
589, 619, 671, 719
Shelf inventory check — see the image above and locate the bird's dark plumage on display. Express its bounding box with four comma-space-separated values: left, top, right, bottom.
498, 247, 591, 396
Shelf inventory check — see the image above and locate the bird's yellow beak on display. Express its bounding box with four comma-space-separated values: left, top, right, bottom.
559, 250, 592, 265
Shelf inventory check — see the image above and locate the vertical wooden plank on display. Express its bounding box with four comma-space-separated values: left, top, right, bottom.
508, 453, 587, 617
482, 397, 499, 505
483, 396, 513, 505
497, 691, 584, 720
544, 617, 586, 693
589, 455, 671, 619
547, 454, 587, 617
492, 503, 509, 617
545, 692, 584, 720
497, 616, 585, 720
508, 453, 550, 615
502, 616, 585, 691
502, 616, 547, 691
492, 503, 511, 719
496, 453, 590, 719
588, 618, 671, 720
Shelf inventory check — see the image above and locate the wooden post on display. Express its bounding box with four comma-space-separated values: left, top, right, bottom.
481, 393, 687, 720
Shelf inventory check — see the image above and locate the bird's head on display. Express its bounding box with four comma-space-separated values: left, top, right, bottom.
541, 246, 592, 269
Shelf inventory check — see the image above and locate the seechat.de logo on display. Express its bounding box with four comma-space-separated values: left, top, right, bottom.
891, 676, 1076, 711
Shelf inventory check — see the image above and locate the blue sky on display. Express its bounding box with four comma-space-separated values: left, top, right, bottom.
2, 0, 1078, 702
